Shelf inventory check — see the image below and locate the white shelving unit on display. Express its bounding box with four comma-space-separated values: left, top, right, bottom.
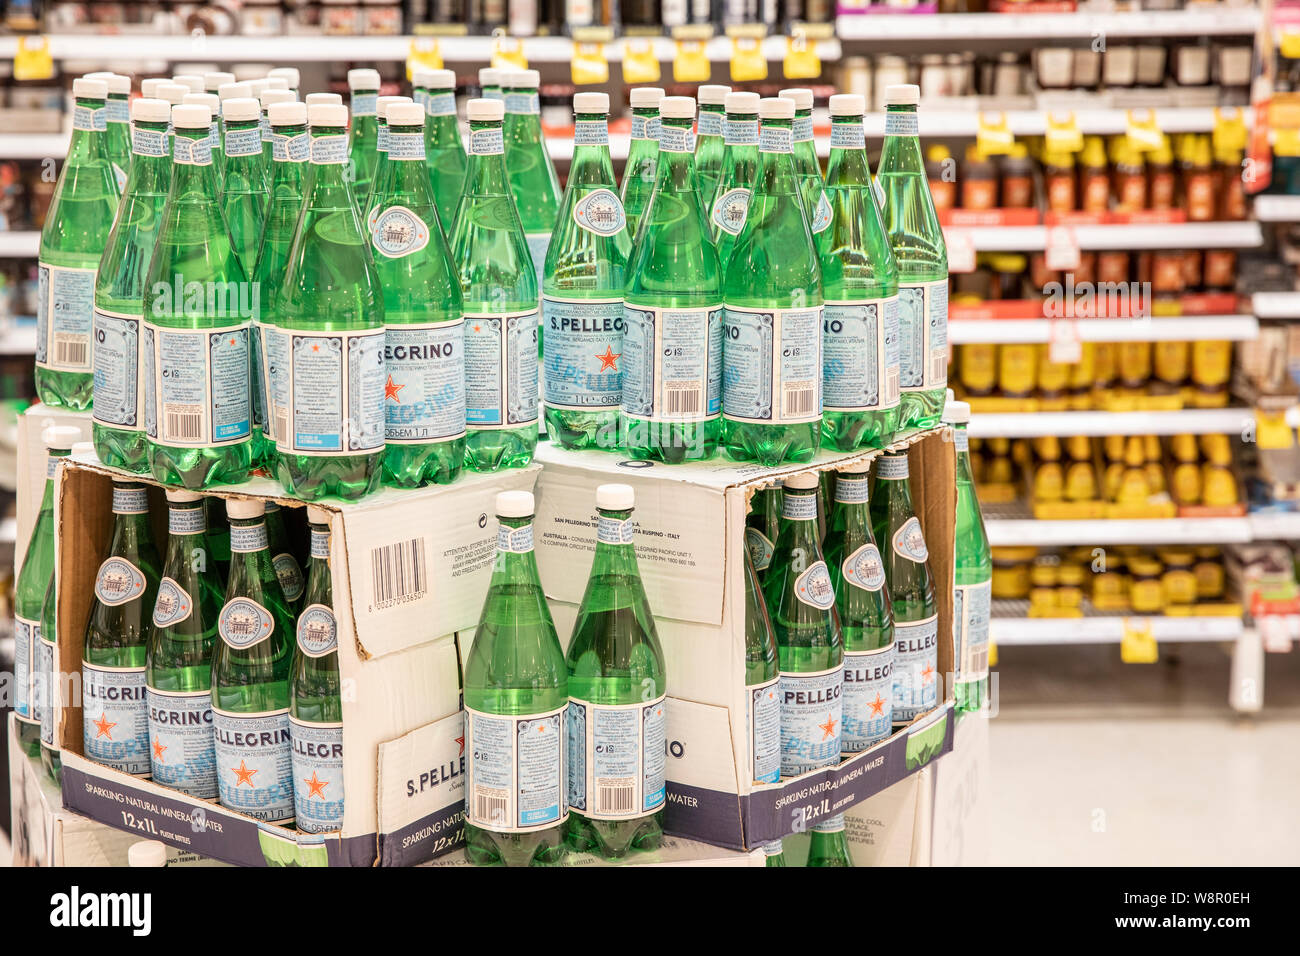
969, 407, 1253, 439
947, 221, 1263, 251
0, 233, 40, 258
948, 315, 1258, 344
985, 516, 1253, 547
991, 614, 1243, 646
836, 9, 1262, 40
1252, 195, 1300, 222
1252, 291, 1300, 319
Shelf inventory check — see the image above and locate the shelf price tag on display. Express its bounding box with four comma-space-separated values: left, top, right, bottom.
783, 31, 821, 80
406, 38, 443, 81
976, 113, 1015, 156
1126, 109, 1163, 152
945, 229, 976, 274
572, 41, 609, 85
622, 37, 661, 84
1044, 225, 1080, 271
673, 39, 710, 83
730, 34, 767, 83
14, 35, 54, 82
1045, 112, 1083, 153
491, 34, 528, 71
1213, 107, 1248, 154
1253, 408, 1295, 451
1120, 618, 1158, 664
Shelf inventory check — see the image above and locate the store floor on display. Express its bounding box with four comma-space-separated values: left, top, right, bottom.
989, 642, 1300, 866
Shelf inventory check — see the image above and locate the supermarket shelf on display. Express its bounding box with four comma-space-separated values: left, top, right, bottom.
991, 613, 1243, 646
1249, 510, 1300, 540
948, 314, 1258, 344
863, 106, 1231, 138
948, 221, 1263, 251
1251, 290, 1300, 319
0, 133, 67, 160
1252, 195, 1300, 222
0, 324, 36, 356
968, 407, 1253, 439
0, 233, 40, 258
835, 9, 1262, 41
985, 516, 1252, 546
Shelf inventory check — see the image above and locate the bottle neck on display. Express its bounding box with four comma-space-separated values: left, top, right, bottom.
569, 112, 615, 186
111, 485, 152, 549
792, 107, 814, 144
879, 104, 922, 171
69, 96, 110, 163
464, 119, 509, 196
376, 118, 389, 153
503, 87, 542, 138
755, 117, 800, 194
724, 111, 759, 148
630, 106, 659, 143
424, 90, 460, 144
107, 93, 130, 126
654, 116, 695, 193
306, 523, 331, 593
780, 489, 821, 548
697, 103, 726, 139
223, 117, 262, 162
591, 508, 639, 574
228, 515, 269, 555
42, 448, 71, 509
953, 423, 975, 483
826, 115, 872, 185
270, 123, 309, 176
129, 120, 171, 189
493, 514, 542, 581
350, 88, 378, 126
875, 456, 913, 505
306, 124, 351, 199
166, 503, 207, 555
171, 125, 219, 192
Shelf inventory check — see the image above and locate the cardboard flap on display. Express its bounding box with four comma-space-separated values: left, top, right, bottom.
376, 711, 466, 867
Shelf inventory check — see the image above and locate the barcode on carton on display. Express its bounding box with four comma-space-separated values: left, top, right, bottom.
370, 537, 428, 611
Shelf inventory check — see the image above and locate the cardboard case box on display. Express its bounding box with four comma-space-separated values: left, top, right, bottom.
52, 452, 539, 867
533, 427, 958, 852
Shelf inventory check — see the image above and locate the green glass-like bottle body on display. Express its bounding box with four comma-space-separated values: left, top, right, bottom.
39, 573, 61, 780
503, 84, 561, 296
708, 109, 759, 276
619, 105, 659, 244
805, 823, 854, 867
743, 545, 781, 787
694, 103, 727, 215
953, 422, 992, 713
424, 92, 467, 230
265, 502, 305, 615
790, 105, 832, 240
744, 485, 782, 584
104, 92, 132, 192
348, 88, 379, 208
222, 116, 269, 274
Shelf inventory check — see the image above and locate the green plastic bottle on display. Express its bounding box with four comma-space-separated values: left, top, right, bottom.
212, 498, 296, 823
363, 94, 413, 226
824, 461, 895, 752
805, 816, 854, 867
819, 94, 902, 452
563, 484, 667, 858
259, 89, 296, 166
182, 92, 223, 188
621, 95, 723, 463
464, 491, 568, 867
420, 69, 467, 230
449, 98, 539, 472
542, 91, 629, 451
39, 570, 60, 780
501, 69, 561, 295
371, 101, 467, 487
273, 101, 386, 500
869, 449, 939, 727
778, 88, 832, 237
709, 91, 760, 275
765, 842, 787, 866
745, 484, 782, 580
743, 542, 781, 786
290, 506, 345, 833
264, 501, 305, 613
619, 86, 664, 243
347, 69, 381, 205
217, 81, 253, 185
14, 426, 79, 756
36, 77, 120, 411
877, 84, 948, 430
86, 71, 132, 192
693, 84, 731, 218
478, 67, 503, 101
144, 103, 254, 490
220, 96, 269, 274
947, 400, 991, 712
722, 96, 824, 467
92, 97, 171, 474
251, 100, 311, 471
146, 488, 222, 798
82, 481, 162, 776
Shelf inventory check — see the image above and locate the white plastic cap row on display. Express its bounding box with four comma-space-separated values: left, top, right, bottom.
307, 504, 331, 525
829, 93, 866, 116
886, 83, 920, 105
783, 472, 819, 490
260, 89, 296, 110
132, 97, 172, 123
348, 68, 381, 91
305, 92, 342, 106
84, 71, 130, 94
376, 94, 411, 119
467, 98, 504, 122
496, 490, 533, 518
226, 498, 265, 520
42, 425, 81, 448
660, 95, 694, 119
387, 102, 424, 126
499, 68, 541, 88
203, 71, 235, 91
698, 84, 731, 106
944, 400, 972, 424
218, 81, 251, 101
629, 86, 665, 108
182, 92, 220, 115
173, 104, 212, 129
479, 67, 499, 86
165, 488, 203, 503
155, 82, 189, 105
760, 96, 795, 120
838, 458, 871, 475
309, 103, 348, 127
222, 97, 260, 122
268, 67, 300, 89
725, 91, 760, 113
171, 74, 204, 93
72, 77, 108, 99
596, 483, 635, 511
573, 92, 609, 114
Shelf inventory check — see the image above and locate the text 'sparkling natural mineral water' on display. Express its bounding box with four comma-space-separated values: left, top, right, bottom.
290, 506, 344, 834
621, 95, 723, 463
542, 92, 630, 451
722, 96, 824, 467
819, 94, 901, 452
823, 460, 895, 752
501, 69, 561, 296
709, 91, 761, 276
449, 98, 539, 472
370, 102, 467, 488
144, 103, 254, 490
93, 97, 172, 474
464, 491, 569, 866
273, 102, 387, 500
420, 69, 468, 230
147, 489, 222, 798
36, 77, 121, 410
619, 87, 664, 243
347, 69, 381, 206
564, 484, 667, 858
82, 480, 162, 777
869, 449, 939, 726
947, 400, 992, 712
778, 88, 832, 239
212, 498, 296, 824
693, 84, 731, 213
877, 84, 948, 430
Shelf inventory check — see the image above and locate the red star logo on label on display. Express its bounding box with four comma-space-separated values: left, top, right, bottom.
472, 324, 481, 333
819, 714, 838, 740
595, 346, 620, 372
921, 663, 935, 684
304, 772, 329, 799
231, 760, 258, 787
384, 375, 405, 402
229, 337, 236, 346
311, 344, 320, 352
455, 734, 465, 755
93, 714, 116, 739
538, 724, 547, 733
153, 739, 168, 760
869, 694, 886, 717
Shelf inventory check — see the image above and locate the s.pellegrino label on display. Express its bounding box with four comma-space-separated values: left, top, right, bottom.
779, 664, 843, 777
748, 677, 781, 784
465, 705, 567, 832
36, 264, 97, 373
213, 708, 295, 823
842, 645, 894, 751
823, 297, 901, 413
722, 306, 823, 425
14, 616, 37, 721
144, 321, 252, 448
147, 688, 217, 798
92, 308, 145, 431
265, 327, 386, 455
620, 305, 722, 423
567, 697, 666, 818
543, 298, 623, 411
893, 614, 938, 723
463, 310, 539, 429
955, 579, 991, 683
83, 663, 151, 775
290, 717, 345, 833
898, 279, 948, 393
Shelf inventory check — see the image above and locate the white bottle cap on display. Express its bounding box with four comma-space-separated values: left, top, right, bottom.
218, 81, 251, 101
269, 101, 308, 126
247, 78, 271, 98
838, 459, 872, 475
386, 102, 424, 126
782, 472, 820, 490
779, 87, 813, 110
133, 97, 172, 123
165, 488, 204, 503
128, 841, 168, 868
265, 77, 290, 91
698, 84, 731, 105
156, 82, 189, 105
221, 97, 260, 122
886, 83, 920, 106
72, 77, 108, 100
425, 69, 457, 90
171, 74, 204, 93
478, 67, 499, 87
573, 92, 609, 114
140, 78, 166, 99
42, 425, 82, 448
376, 94, 412, 119
725, 91, 760, 113
259, 89, 296, 110
630, 86, 665, 108
348, 68, 381, 91
502, 68, 540, 88
467, 98, 504, 122
305, 92, 342, 106
596, 483, 635, 511
87, 72, 131, 95
944, 400, 971, 424
496, 490, 534, 518
309, 103, 349, 128
829, 93, 866, 116
172, 104, 212, 129
203, 71, 236, 92
225, 497, 265, 520
268, 67, 299, 89
659, 95, 695, 119
306, 505, 331, 525
760, 96, 795, 120
182, 92, 220, 113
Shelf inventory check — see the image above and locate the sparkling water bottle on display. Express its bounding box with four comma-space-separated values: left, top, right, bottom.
745, 484, 782, 580
778, 87, 832, 238
86, 71, 131, 192
948, 400, 992, 712
221, 97, 269, 273
347, 69, 381, 204
264, 501, 305, 613
693, 84, 731, 216
259, 89, 296, 165
478, 67, 503, 101
619, 87, 664, 242
709, 91, 760, 275
501, 69, 561, 293
363, 94, 413, 225
420, 69, 467, 230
